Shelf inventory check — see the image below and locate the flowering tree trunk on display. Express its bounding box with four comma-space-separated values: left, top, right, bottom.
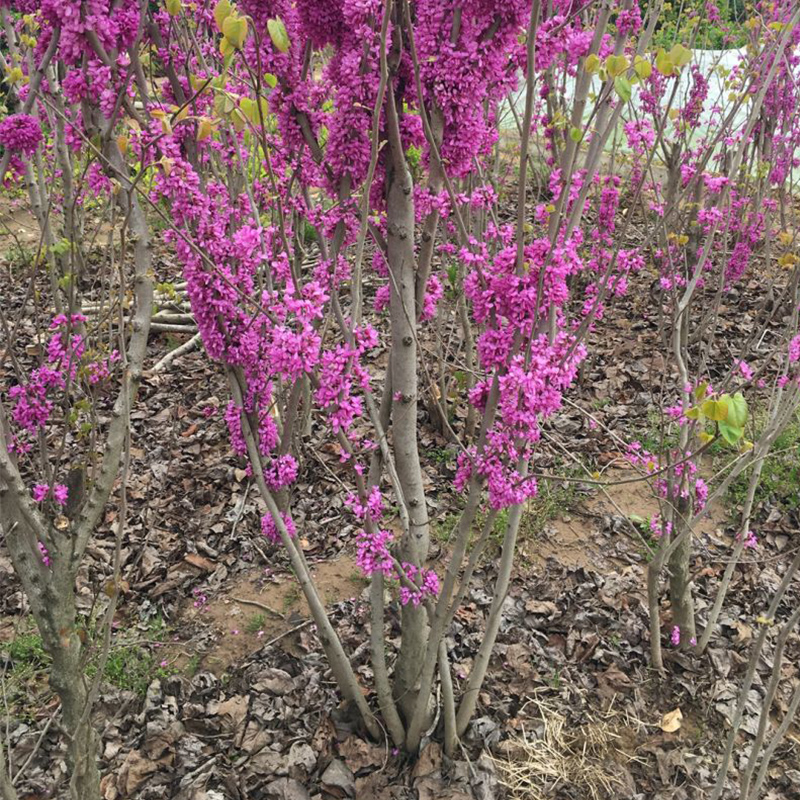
0, 5, 155, 796
385, 125, 432, 720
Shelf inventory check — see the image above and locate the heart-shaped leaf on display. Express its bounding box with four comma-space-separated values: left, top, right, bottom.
214, 0, 232, 31
614, 76, 632, 103
702, 398, 728, 422
718, 421, 744, 446
223, 14, 248, 49
268, 17, 290, 53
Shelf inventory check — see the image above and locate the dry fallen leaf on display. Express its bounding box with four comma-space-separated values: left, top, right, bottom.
660, 707, 683, 733
735, 620, 753, 643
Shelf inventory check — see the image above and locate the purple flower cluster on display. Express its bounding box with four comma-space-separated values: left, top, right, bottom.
261, 512, 296, 545
32, 482, 68, 507
0, 114, 42, 157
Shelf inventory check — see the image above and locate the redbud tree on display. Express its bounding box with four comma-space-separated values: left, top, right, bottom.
144, 0, 658, 754
0, 1, 156, 796
2, 1, 800, 797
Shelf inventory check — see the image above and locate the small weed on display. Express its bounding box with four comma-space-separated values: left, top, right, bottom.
2, 243, 37, 274
428, 446, 454, 465
433, 466, 583, 556
347, 570, 369, 590
639, 409, 679, 454
725, 413, 800, 518
100, 645, 168, 695
3, 617, 175, 704
518, 470, 584, 541
283, 583, 301, 609
629, 514, 658, 562
547, 668, 562, 689
432, 511, 460, 545
246, 613, 267, 634
6, 630, 48, 668
184, 654, 201, 677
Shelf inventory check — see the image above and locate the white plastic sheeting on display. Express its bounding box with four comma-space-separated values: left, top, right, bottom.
500, 48, 752, 150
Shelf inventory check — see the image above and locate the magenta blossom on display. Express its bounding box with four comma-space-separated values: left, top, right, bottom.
0, 114, 42, 157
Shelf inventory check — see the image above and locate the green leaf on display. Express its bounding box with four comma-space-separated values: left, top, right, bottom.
263, 72, 278, 89
446, 263, 458, 288
614, 76, 632, 103
267, 17, 290, 53
605, 54, 629, 77
569, 126, 583, 143
669, 43, 693, 68
239, 97, 257, 124
655, 48, 674, 76
685, 406, 702, 420
213, 0, 232, 31
718, 421, 744, 446
51, 238, 71, 257
584, 54, 600, 75
223, 14, 248, 48
724, 391, 748, 428
166, 0, 182, 16
701, 398, 728, 422
633, 56, 652, 80
219, 35, 234, 57
693, 382, 709, 402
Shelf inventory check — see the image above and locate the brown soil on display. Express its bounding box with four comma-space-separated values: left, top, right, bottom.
174, 553, 364, 674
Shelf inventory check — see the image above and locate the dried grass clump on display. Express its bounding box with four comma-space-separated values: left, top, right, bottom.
490, 695, 636, 800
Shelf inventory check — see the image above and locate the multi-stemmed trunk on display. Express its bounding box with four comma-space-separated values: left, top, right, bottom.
0, 506, 102, 800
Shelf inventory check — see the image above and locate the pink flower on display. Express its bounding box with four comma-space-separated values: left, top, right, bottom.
37, 541, 51, 567
32, 483, 49, 502
53, 483, 68, 507
671, 626, 681, 646
789, 335, 800, 364
737, 360, 753, 381
261, 512, 296, 544
0, 114, 42, 157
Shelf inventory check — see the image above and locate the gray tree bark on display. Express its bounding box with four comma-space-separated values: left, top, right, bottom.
385, 107, 431, 724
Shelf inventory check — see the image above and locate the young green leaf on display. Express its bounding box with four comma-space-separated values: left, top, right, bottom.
718, 421, 744, 446
656, 49, 674, 76
223, 14, 248, 49
213, 0, 232, 31
701, 398, 728, 422
633, 55, 652, 80
584, 53, 600, 75
614, 76, 632, 103
724, 392, 748, 428
693, 382, 709, 402
605, 54, 629, 77
669, 44, 692, 68
268, 17, 290, 53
